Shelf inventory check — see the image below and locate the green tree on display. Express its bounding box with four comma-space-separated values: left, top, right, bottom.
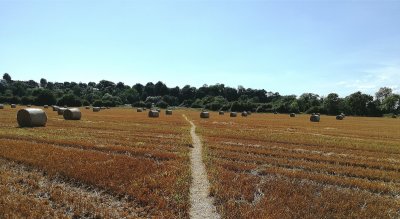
40, 78, 47, 88
324, 93, 341, 115
3, 73, 11, 82
34, 89, 56, 105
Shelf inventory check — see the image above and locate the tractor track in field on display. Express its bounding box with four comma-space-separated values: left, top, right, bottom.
183, 115, 220, 219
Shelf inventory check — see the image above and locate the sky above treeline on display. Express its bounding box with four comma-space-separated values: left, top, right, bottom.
1, 0, 399, 97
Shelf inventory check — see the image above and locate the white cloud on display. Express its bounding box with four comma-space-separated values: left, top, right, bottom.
334, 63, 400, 95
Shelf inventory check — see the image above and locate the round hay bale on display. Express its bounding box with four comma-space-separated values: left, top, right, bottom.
11, 104, 16, 108
0, 104, 4, 109
148, 110, 159, 118
52, 105, 59, 111
241, 111, 248, 117
230, 112, 237, 117
63, 108, 81, 120
392, 114, 397, 119
137, 108, 143, 112
166, 109, 173, 115
27, 105, 31, 107
43, 105, 49, 109
336, 115, 344, 120
143, 108, 147, 111
219, 111, 224, 115
57, 107, 67, 115
310, 115, 320, 122
17, 108, 47, 127
316, 113, 321, 116
93, 107, 100, 112
85, 106, 90, 109
274, 112, 278, 114
290, 113, 296, 117
200, 111, 209, 118
247, 111, 252, 115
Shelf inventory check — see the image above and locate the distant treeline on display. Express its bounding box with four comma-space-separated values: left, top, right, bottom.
1, 73, 399, 116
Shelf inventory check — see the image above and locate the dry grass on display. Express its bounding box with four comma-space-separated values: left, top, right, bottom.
0, 107, 191, 218
1, 107, 400, 218
185, 111, 400, 219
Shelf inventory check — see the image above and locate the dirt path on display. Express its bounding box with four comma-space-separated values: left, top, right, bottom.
183, 115, 220, 219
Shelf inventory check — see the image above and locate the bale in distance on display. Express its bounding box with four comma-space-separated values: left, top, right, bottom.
43, 105, 49, 109
230, 112, 237, 117
200, 111, 209, 118
85, 106, 90, 109
100, 107, 106, 110
241, 111, 248, 117
52, 105, 59, 111
247, 111, 252, 115
392, 114, 397, 119
148, 110, 159, 118
310, 115, 320, 122
17, 108, 47, 127
11, 104, 16, 108
137, 108, 143, 112
166, 109, 173, 115
63, 108, 81, 120
93, 107, 100, 112
274, 112, 278, 114
290, 113, 296, 117
27, 105, 31, 107
0, 104, 4, 109
219, 111, 224, 115
336, 115, 344, 120
57, 107, 67, 115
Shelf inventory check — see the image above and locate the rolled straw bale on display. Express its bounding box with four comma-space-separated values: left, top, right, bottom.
0, 104, 4, 109
17, 108, 47, 127
93, 107, 100, 112
27, 105, 31, 107
274, 112, 278, 114
44, 105, 48, 109
57, 107, 67, 115
200, 111, 209, 118
336, 115, 344, 120
143, 108, 147, 111
63, 108, 81, 120
392, 114, 397, 119
316, 113, 321, 116
148, 110, 159, 118
52, 105, 59, 111
230, 112, 237, 117
247, 111, 252, 115
290, 113, 296, 117
166, 109, 173, 115
137, 108, 143, 112
310, 115, 320, 122
11, 104, 16, 108
341, 113, 346, 118
241, 111, 248, 117
219, 111, 224, 115
85, 106, 90, 109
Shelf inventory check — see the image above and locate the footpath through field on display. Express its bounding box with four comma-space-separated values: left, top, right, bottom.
183, 115, 220, 219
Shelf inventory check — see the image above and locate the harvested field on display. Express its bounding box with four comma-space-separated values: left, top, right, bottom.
0, 107, 191, 218
185, 111, 400, 219
1, 107, 399, 218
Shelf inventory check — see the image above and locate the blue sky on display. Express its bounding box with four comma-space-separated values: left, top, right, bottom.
1, 0, 399, 97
